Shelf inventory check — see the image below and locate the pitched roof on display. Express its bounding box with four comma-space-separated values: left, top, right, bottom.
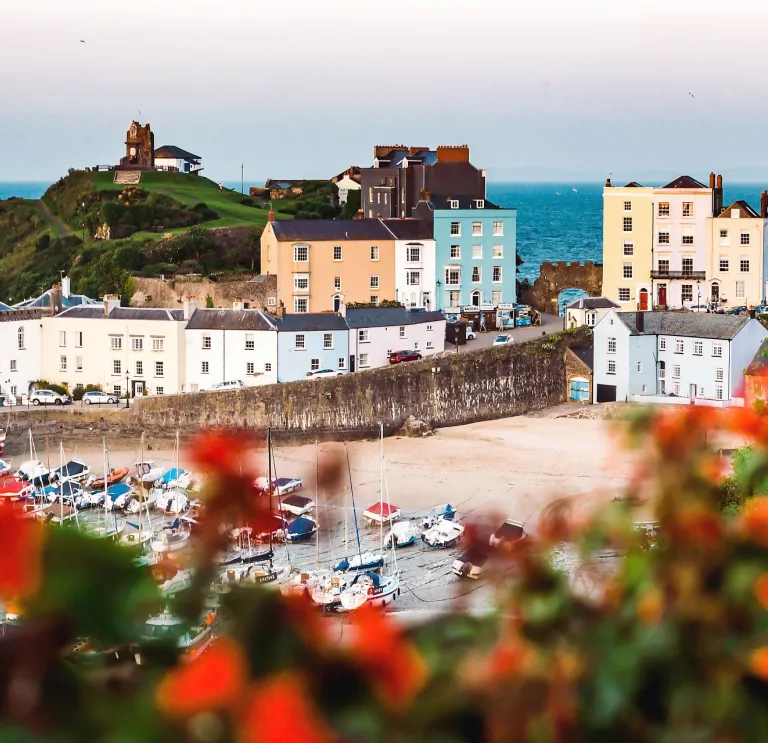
345, 308, 445, 329
566, 297, 620, 310
428, 195, 501, 210
381, 219, 433, 240
719, 200, 760, 218
186, 309, 276, 331
746, 339, 768, 375
569, 346, 593, 370
14, 289, 99, 310
0, 301, 12, 311
624, 181, 644, 188
275, 313, 348, 332
615, 311, 750, 340
56, 306, 184, 321
661, 175, 708, 190
154, 145, 201, 161
271, 219, 394, 242
265, 179, 303, 189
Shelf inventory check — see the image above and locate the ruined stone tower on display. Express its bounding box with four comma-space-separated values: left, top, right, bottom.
118, 121, 154, 170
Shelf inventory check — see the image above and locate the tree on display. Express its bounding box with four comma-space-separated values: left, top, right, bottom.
340, 188, 362, 219
227, 227, 262, 273
75, 253, 134, 302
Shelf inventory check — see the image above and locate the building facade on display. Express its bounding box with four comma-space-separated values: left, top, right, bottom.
565, 297, 619, 329
0, 311, 44, 400
275, 314, 350, 383
383, 219, 436, 310
184, 307, 278, 391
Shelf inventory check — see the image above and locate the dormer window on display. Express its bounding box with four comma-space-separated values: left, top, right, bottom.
475, 200, 485, 209
449, 200, 459, 209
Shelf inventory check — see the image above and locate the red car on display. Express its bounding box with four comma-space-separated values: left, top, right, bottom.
389, 350, 423, 364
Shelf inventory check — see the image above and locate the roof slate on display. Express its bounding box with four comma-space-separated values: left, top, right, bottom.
381, 219, 434, 240
719, 200, 760, 218
570, 346, 594, 370
271, 219, 394, 242
566, 297, 620, 310
615, 311, 749, 340
275, 314, 348, 332
345, 308, 445, 329
186, 309, 275, 331
661, 175, 708, 190
56, 307, 184, 321
154, 145, 201, 161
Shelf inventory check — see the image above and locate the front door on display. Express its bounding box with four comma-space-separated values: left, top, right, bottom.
132, 381, 144, 397
711, 282, 720, 304
423, 292, 431, 310
658, 283, 667, 306
349, 355, 356, 373
639, 288, 649, 311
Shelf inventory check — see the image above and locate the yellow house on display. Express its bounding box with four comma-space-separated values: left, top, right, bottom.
260, 217, 397, 313
602, 179, 655, 311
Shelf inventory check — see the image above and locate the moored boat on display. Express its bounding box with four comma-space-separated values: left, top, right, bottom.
87, 467, 129, 491
421, 503, 457, 530
338, 571, 400, 612
385, 520, 420, 548
362, 501, 401, 526
422, 519, 465, 549
279, 493, 315, 517
284, 515, 317, 543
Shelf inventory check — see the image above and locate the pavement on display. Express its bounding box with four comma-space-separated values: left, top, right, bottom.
450, 312, 564, 353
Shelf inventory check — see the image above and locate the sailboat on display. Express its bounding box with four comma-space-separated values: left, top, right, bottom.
133, 609, 216, 665
119, 433, 154, 551
87, 439, 126, 539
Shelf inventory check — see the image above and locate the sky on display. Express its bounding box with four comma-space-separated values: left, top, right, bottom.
3, 0, 768, 183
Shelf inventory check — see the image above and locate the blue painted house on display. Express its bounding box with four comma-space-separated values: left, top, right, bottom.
275, 313, 350, 382
415, 196, 516, 310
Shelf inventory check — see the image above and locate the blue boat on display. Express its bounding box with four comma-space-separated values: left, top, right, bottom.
284, 516, 317, 544
421, 504, 457, 530
333, 552, 385, 572
156, 468, 186, 487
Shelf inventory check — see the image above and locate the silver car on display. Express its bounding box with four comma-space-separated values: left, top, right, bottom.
30, 389, 71, 406
82, 390, 118, 405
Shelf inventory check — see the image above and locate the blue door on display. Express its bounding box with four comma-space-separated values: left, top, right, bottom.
569, 378, 589, 402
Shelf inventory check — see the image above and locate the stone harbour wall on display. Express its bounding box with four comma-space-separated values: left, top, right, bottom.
133, 328, 592, 440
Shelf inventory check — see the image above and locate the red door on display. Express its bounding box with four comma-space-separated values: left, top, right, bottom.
639, 289, 649, 311
658, 284, 667, 306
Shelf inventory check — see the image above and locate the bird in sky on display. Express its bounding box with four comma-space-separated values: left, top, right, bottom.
689, 92, 695, 98
80, 39, 85, 43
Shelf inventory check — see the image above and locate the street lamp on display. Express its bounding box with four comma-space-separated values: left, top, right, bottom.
696, 280, 701, 308
436, 279, 442, 311
125, 372, 130, 409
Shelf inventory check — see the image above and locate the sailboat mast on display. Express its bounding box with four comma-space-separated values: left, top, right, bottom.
59, 441, 63, 523
315, 441, 320, 570
345, 445, 362, 560
379, 423, 384, 558
267, 428, 274, 568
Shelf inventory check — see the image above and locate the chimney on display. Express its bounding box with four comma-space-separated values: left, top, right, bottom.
183, 300, 198, 320
762, 191, 768, 219
713, 174, 724, 217
232, 298, 244, 311
709, 172, 716, 188
636, 311, 644, 332
50, 284, 63, 316
338, 297, 347, 318
716, 174, 723, 189
419, 188, 430, 202
268, 210, 275, 223
276, 301, 285, 319
61, 276, 71, 299
605, 177, 612, 188
103, 294, 120, 316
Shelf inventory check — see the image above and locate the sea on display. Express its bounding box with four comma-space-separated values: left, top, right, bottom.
4, 179, 767, 308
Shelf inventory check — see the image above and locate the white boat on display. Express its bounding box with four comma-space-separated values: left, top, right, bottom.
362, 501, 401, 525
385, 520, 420, 549
311, 572, 351, 607
151, 520, 191, 554
0, 459, 12, 477
279, 493, 315, 517
279, 569, 330, 598
421, 504, 457, 530
153, 490, 188, 515
134, 610, 216, 664
17, 460, 50, 482
119, 527, 154, 550
339, 572, 400, 612
489, 519, 526, 549
422, 519, 465, 549
333, 551, 384, 572
256, 476, 303, 495
241, 563, 288, 588
160, 569, 194, 597
135, 460, 167, 485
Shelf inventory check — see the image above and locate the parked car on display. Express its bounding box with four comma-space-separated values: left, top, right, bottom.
306, 369, 346, 379
689, 304, 710, 313
30, 389, 71, 406
210, 380, 245, 391
465, 325, 477, 341
82, 391, 118, 405
388, 350, 423, 364
727, 306, 748, 315
492, 334, 513, 346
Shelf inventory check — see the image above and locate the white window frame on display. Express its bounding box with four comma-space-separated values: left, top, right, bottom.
131, 337, 143, 351
450, 245, 461, 259
472, 222, 482, 236
295, 334, 306, 350
136, 360, 143, 376
713, 342, 723, 357
370, 246, 379, 261
110, 335, 122, 351
623, 241, 634, 256
75, 355, 82, 372
293, 274, 309, 291
323, 333, 333, 349
245, 334, 255, 350
471, 266, 481, 283
623, 217, 633, 232
358, 329, 369, 343
607, 338, 617, 353
618, 288, 631, 302
59, 330, 66, 347
682, 202, 694, 218
472, 244, 482, 259
334, 277, 341, 291
492, 221, 503, 236
201, 361, 209, 374
294, 245, 309, 262
693, 341, 703, 356
492, 266, 502, 283
294, 297, 309, 313
202, 335, 212, 350
450, 222, 461, 236
359, 353, 369, 368
265, 363, 272, 372
113, 359, 121, 375
152, 338, 164, 352
370, 275, 379, 290
399, 326, 406, 339
674, 339, 684, 353
333, 245, 342, 261
60, 355, 67, 372
311, 358, 320, 371
155, 361, 164, 377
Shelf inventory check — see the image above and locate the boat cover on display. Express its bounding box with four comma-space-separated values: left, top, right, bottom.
282, 494, 312, 508
107, 483, 132, 498
287, 517, 316, 537
365, 501, 400, 517
495, 521, 525, 542
157, 468, 185, 485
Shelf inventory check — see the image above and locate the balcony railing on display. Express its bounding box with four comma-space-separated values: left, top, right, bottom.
650, 270, 706, 280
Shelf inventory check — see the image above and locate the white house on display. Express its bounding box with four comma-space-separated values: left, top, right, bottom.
0, 311, 44, 400
384, 219, 437, 311
41, 299, 187, 397
345, 307, 446, 372
154, 145, 203, 174
185, 305, 278, 391
565, 297, 620, 329
332, 166, 361, 206
593, 309, 768, 405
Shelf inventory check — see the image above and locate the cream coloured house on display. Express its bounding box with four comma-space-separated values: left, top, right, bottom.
41, 298, 188, 397
565, 297, 619, 329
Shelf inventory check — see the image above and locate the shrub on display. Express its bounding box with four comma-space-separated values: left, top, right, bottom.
33, 379, 69, 396
205, 295, 214, 308
72, 383, 102, 401
35, 234, 51, 251
239, 197, 255, 206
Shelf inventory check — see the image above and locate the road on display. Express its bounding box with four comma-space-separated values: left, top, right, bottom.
34, 199, 73, 237
452, 312, 564, 353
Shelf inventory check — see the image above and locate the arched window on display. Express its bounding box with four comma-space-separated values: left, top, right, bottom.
17, 326, 24, 350
471, 290, 482, 307
333, 295, 341, 312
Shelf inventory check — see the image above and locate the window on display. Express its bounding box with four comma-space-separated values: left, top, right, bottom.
9, 360, 17, 372
682, 235, 694, 245
202, 335, 212, 350
681, 285, 693, 302
17, 327, 24, 350
607, 338, 617, 353
719, 258, 729, 272
156, 387, 164, 396
358, 329, 369, 343
673, 365, 681, 379
493, 221, 503, 236
586, 312, 596, 327
607, 360, 616, 374
265, 363, 272, 372
623, 241, 634, 256
716, 368, 724, 382
190, 384, 199, 393
311, 358, 320, 371
407, 246, 421, 262
370, 246, 379, 261
658, 232, 670, 244
658, 259, 670, 273
660, 338, 666, 351
693, 341, 703, 355
618, 288, 631, 302
475, 200, 485, 209
334, 277, 341, 291
294, 274, 309, 291
472, 244, 482, 259
113, 385, 121, 397
406, 271, 420, 285
658, 202, 670, 217
426, 340, 434, 349
445, 268, 460, 286
399, 326, 406, 339
719, 230, 729, 246
674, 383, 681, 396
623, 263, 633, 279
741, 233, 751, 246
323, 333, 333, 349
741, 257, 750, 272
492, 244, 504, 259
201, 361, 209, 374
492, 291, 502, 305
75, 356, 82, 372
472, 266, 481, 283
295, 334, 306, 350
155, 362, 164, 377
450, 245, 461, 260
472, 222, 482, 236
359, 353, 369, 368
59, 331, 66, 347
449, 200, 459, 209
450, 222, 461, 236
370, 296, 380, 306
58, 355, 66, 372
682, 202, 693, 217
268, 297, 276, 307
294, 297, 308, 313
736, 281, 745, 298
493, 266, 502, 283
713, 342, 722, 357
76, 332, 83, 348
624, 201, 632, 211
681, 257, 693, 274
370, 275, 379, 290
294, 245, 309, 262
110, 336, 122, 350
245, 334, 255, 350
449, 291, 460, 307
246, 362, 255, 375
414, 342, 419, 350
136, 360, 143, 376
637, 362, 643, 373
152, 338, 164, 352
675, 339, 684, 353
716, 386, 724, 400
338, 357, 346, 370
113, 359, 120, 375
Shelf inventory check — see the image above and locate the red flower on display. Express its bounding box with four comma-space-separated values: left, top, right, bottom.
740, 498, 768, 548
347, 604, 426, 709
754, 574, 768, 611
750, 647, 768, 681
0, 503, 44, 600
156, 636, 248, 720
486, 637, 535, 682
667, 505, 724, 549
240, 672, 335, 743
190, 429, 263, 479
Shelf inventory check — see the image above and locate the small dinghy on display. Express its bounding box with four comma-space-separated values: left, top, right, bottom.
333, 551, 384, 573
385, 520, 420, 549
135, 460, 167, 486
339, 571, 400, 612
362, 501, 402, 526
88, 467, 129, 491
452, 546, 490, 580
279, 493, 315, 517
108, 482, 134, 510
421, 503, 457, 530
17, 460, 50, 484
422, 519, 465, 549
283, 516, 318, 543
256, 476, 303, 495
489, 519, 526, 549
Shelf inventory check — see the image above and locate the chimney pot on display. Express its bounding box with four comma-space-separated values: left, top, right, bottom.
709, 172, 716, 188
268, 210, 275, 223
716, 174, 723, 189
636, 310, 644, 332
605, 177, 612, 187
